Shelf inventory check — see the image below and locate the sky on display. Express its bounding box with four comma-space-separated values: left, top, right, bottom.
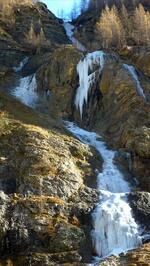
42, 0, 80, 18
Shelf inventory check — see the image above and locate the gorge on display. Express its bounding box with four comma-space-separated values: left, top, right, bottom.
0, 1, 150, 265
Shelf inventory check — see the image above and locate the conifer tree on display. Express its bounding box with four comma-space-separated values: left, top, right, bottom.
96, 5, 126, 49
133, 4, 150, 45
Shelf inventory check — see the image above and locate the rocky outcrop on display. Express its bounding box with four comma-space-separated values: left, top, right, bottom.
0, 2, 68, 70
36, 45, 82, 119
129, 192, 150, 232
0, 91, 101, 265
99, 243, 150, 265
119, 47, 150, 78
90, 62, 150, 192
73, 9, 98, 51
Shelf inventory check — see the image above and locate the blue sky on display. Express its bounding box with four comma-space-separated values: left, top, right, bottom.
42, 0, 79, 18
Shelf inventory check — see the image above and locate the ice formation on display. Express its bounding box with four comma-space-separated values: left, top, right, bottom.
66, 122, 142, 260
75, 51, 105, 118
123, 64, 146, 99
11, 74, 38, 108
63, 22, 86, 52
13, 57, 29, 72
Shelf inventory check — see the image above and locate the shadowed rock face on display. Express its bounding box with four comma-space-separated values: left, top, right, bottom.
128, 192, 150, 232
36, 45, 82, 119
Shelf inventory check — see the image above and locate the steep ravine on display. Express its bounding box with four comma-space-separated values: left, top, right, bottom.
64, 22, 150, 264
0, 6, 150, 264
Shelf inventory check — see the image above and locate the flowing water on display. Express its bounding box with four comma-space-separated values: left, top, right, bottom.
2, 23, 143, 263
63, 23, 142, 262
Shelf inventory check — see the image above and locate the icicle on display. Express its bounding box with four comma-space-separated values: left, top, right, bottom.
75, 51, 105, 118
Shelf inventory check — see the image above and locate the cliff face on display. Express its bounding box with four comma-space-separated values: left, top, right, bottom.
0, 1, 150, 265
0, 1, 68, 72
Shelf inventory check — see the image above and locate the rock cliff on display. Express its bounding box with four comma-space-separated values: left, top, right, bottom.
0, 1, 150, 265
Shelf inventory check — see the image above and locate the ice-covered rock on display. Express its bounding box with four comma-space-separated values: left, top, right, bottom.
11, 74, 38, 108
66, 122, 142, 260
75, 51, 105, 118
63, 22, 86, 52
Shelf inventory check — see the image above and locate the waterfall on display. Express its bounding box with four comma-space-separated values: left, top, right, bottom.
123, 64, 146, 99
13, 57, 29, 73
11, 74, 38, 108
75, 51, 105, 118
63, 22, 86, 52
66, 122, 142, 261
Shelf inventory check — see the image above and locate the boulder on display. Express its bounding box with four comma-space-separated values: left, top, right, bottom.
128, 192, 150, 232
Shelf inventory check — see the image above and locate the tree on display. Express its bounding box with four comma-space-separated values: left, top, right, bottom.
25, 21, 49, 53
96, 5, 126, 49
133, 4, 150, 45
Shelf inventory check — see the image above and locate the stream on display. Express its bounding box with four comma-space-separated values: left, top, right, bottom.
66, 122, 142, 262
0, 21, 145, 264
63, 22, 143, 263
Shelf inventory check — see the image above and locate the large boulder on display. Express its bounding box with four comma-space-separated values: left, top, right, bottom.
128, 192, 150, 232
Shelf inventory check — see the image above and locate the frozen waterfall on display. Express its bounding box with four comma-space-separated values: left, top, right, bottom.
123, 64, 146, 99
66, 122, 142, 260
75, 51, 105, 118
11, 74, 38, 108
63, 22, 86, 52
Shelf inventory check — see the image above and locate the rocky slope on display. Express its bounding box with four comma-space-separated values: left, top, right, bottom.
0, 91, 101, 265
0, 1, 150, 265
0, 1, 68, 73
